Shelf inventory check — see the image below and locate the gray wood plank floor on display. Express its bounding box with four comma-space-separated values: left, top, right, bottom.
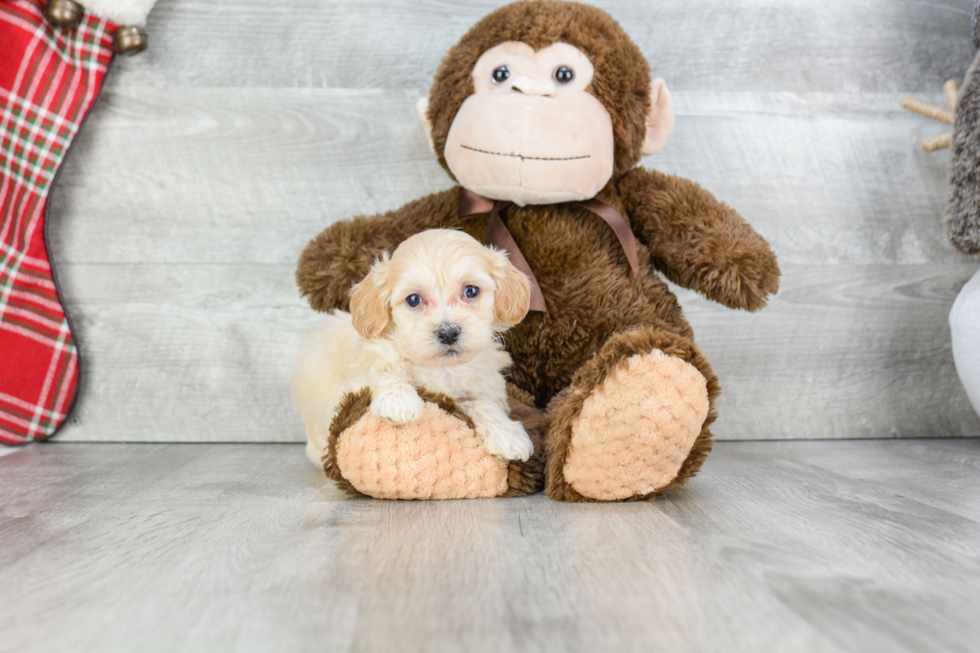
40, 0, 980, 442
2, 439, 979, 652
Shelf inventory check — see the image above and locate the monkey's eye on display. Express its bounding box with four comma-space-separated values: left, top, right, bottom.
492, 66, 511, 84
464, 285, 481, 299
406, 294, 422, 308
553, 66, 574, 84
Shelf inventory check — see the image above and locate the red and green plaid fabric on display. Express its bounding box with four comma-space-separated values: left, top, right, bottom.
0, 0, 115, 444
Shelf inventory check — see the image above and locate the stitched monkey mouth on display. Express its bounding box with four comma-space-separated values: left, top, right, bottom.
460, 144, 591, 162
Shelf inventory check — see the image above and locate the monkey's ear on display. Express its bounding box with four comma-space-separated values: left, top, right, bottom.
641, 78, 675, 156
416, 97, 436, 155
489, 250, 532, 328
349, 258, 391, 339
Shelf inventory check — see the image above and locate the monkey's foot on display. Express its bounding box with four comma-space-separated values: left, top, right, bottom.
325, 386, 544, 500
545, 329, 717, 502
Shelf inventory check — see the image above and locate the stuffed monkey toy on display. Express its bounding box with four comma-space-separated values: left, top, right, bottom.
297, 0, 780, 501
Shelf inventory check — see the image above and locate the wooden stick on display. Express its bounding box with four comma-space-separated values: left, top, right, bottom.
944, 80, 959, 113
922, 132, 951, 152
901, 97, 954, 125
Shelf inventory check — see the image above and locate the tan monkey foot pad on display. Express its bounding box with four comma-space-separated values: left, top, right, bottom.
563, 350, 710, 501
335, 401, 509, 500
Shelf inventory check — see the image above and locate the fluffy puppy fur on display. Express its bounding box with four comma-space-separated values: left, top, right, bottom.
294, 229, 533, 466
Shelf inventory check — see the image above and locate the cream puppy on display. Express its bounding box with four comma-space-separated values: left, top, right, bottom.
293, 229, 534, 467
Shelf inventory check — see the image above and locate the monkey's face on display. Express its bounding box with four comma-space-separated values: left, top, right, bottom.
443, 42, 615, 207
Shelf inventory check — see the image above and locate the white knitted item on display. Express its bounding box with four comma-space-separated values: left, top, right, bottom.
950, 268, 980, 418
82, 0, 157, 26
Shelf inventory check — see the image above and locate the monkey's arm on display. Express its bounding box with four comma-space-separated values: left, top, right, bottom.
296, 188, 459, 312
619, 167, 780, 312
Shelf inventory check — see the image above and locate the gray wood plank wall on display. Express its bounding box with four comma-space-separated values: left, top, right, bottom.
48, 0, 980, 443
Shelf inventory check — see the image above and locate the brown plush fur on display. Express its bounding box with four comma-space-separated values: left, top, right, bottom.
298, 0, 779, 500
502, 383, 547, 497
322, 387, 371, 497
617, 168, 781, 310
322, 384, 546, 497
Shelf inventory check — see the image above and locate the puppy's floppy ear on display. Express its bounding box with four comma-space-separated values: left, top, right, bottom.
489, 249, 532, 328
349, 256, 391, 339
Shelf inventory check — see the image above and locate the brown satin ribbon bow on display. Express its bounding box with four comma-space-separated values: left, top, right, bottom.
457, 187, 639, 313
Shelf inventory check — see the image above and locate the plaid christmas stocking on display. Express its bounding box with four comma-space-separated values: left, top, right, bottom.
0, 0, 117, 444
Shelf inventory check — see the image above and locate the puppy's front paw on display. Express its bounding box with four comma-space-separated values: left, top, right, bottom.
371, 389, 425, 425
480, 419, 533, 462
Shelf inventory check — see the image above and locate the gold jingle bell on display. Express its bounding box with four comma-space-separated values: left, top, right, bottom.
114, 25, 148, 56
45, 0, 84, 29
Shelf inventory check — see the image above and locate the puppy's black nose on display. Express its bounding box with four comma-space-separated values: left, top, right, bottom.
436, 323, 461, 345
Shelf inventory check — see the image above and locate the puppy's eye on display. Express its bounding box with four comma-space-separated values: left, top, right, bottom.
492, 66, 510, 84
406, 294, 422, 308
553, 66, 574, 84
464, 286, 481, 299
